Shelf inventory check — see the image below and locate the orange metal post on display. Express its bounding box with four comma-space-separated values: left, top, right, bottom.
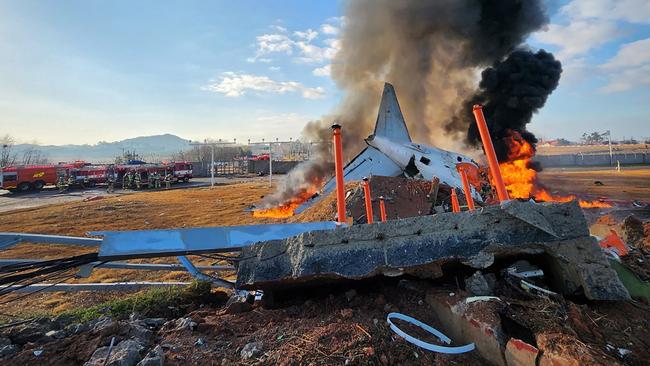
362, 177, 374, 224
458, 168, 475, 211
472, 105, 509, 202
379, 196, 387, 222
450, 188, 461, 213
332, 124, 347, 224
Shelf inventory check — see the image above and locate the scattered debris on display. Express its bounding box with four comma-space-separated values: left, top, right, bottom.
386, 312, 475, 354
240, 341, 263, 360
464, 272, 493, 296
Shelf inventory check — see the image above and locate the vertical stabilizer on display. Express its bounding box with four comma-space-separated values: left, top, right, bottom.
373, 83, 412, 143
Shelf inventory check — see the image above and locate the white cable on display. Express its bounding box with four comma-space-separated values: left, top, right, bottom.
386, 312, 475, 354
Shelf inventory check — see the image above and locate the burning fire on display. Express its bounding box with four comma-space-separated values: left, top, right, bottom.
252, 187, 319, 219
499, 131, 611, 208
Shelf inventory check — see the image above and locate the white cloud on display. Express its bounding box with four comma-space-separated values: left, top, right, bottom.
248, 23, 341, 64
320, 23, 339, 36
293, 29, 318, 41
561, 0, 650, 24
312, 64, 331, 77
271, 25, 288, 33
602, 38, 650, 68
600, 38, 650, 92
256, 33, 294, 55
533, 0, 650, 59
599, 64, 650, 92
203, 72, 325, 99
534, 0, 650, 93
534, 20, 621, 59
268, 66, 281, 72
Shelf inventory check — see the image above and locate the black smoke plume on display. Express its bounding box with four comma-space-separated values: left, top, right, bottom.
260, 0, 555, 209
454, 49, 562, 161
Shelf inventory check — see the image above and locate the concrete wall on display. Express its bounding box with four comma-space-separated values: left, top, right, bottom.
535, 153, 650, 167
247, 160, 301, 174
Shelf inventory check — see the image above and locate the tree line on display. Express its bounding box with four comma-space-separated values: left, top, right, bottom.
1, 134, 48, 167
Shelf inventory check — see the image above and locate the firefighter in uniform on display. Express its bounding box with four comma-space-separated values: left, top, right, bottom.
134, 171, 142, 189
153, 172, 161, 189
165, 172, 172, 189
122, 171, 129, 189
82, 175, 90, 189
126, 170, 134, 189
57, 175, 66, 192
107, 174, 115, 193
67, 173, 76, 189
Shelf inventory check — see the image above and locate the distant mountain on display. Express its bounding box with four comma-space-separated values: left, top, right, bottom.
12, 134, 191, 163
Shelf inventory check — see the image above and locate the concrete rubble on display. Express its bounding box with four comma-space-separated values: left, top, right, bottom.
237, 200, 630, 301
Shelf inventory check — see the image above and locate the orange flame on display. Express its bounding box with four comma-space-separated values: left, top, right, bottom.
252, 186, 319, 219
499, 131, 611, 208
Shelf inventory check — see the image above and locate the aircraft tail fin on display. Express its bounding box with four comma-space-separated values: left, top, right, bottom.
372, 83, 412, 143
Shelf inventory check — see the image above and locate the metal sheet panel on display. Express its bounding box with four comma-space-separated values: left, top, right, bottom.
93, 221, 341, 259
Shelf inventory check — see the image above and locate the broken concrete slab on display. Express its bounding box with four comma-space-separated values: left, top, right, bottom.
236, 201, 629, 301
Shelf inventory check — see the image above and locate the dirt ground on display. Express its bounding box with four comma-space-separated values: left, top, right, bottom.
538, 166, 650, 202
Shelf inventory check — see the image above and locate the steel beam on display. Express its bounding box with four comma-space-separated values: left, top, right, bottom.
92, 221, 341, 260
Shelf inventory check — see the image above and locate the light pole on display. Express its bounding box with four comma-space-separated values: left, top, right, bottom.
607, 130, 613, 166
249, 138, 293, 187
189, 139, 235, 188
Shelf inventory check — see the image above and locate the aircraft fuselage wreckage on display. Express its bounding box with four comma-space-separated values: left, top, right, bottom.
296, 83, 482, 214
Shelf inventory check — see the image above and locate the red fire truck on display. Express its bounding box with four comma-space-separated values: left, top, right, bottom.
1, 161, 193, 192
172, 162, 193, 182
0, 164, 70, 192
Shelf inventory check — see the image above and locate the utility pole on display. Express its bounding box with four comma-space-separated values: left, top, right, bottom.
189, 139, 235, 188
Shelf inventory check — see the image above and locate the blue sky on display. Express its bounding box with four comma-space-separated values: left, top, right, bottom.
1, 0, 648, 145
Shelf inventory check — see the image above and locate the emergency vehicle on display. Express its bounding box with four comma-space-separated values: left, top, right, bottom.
1, 161, 192, 192
0, 164, 73, 192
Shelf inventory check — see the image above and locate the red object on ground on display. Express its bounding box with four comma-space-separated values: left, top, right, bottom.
332, 124, 347, 224
457, 166, 475, 211
472, 105, 509, 202
362, 177, 374, 224
451, 188, 461, 213
599, 229, 629, 256
379, 196, 387, 222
